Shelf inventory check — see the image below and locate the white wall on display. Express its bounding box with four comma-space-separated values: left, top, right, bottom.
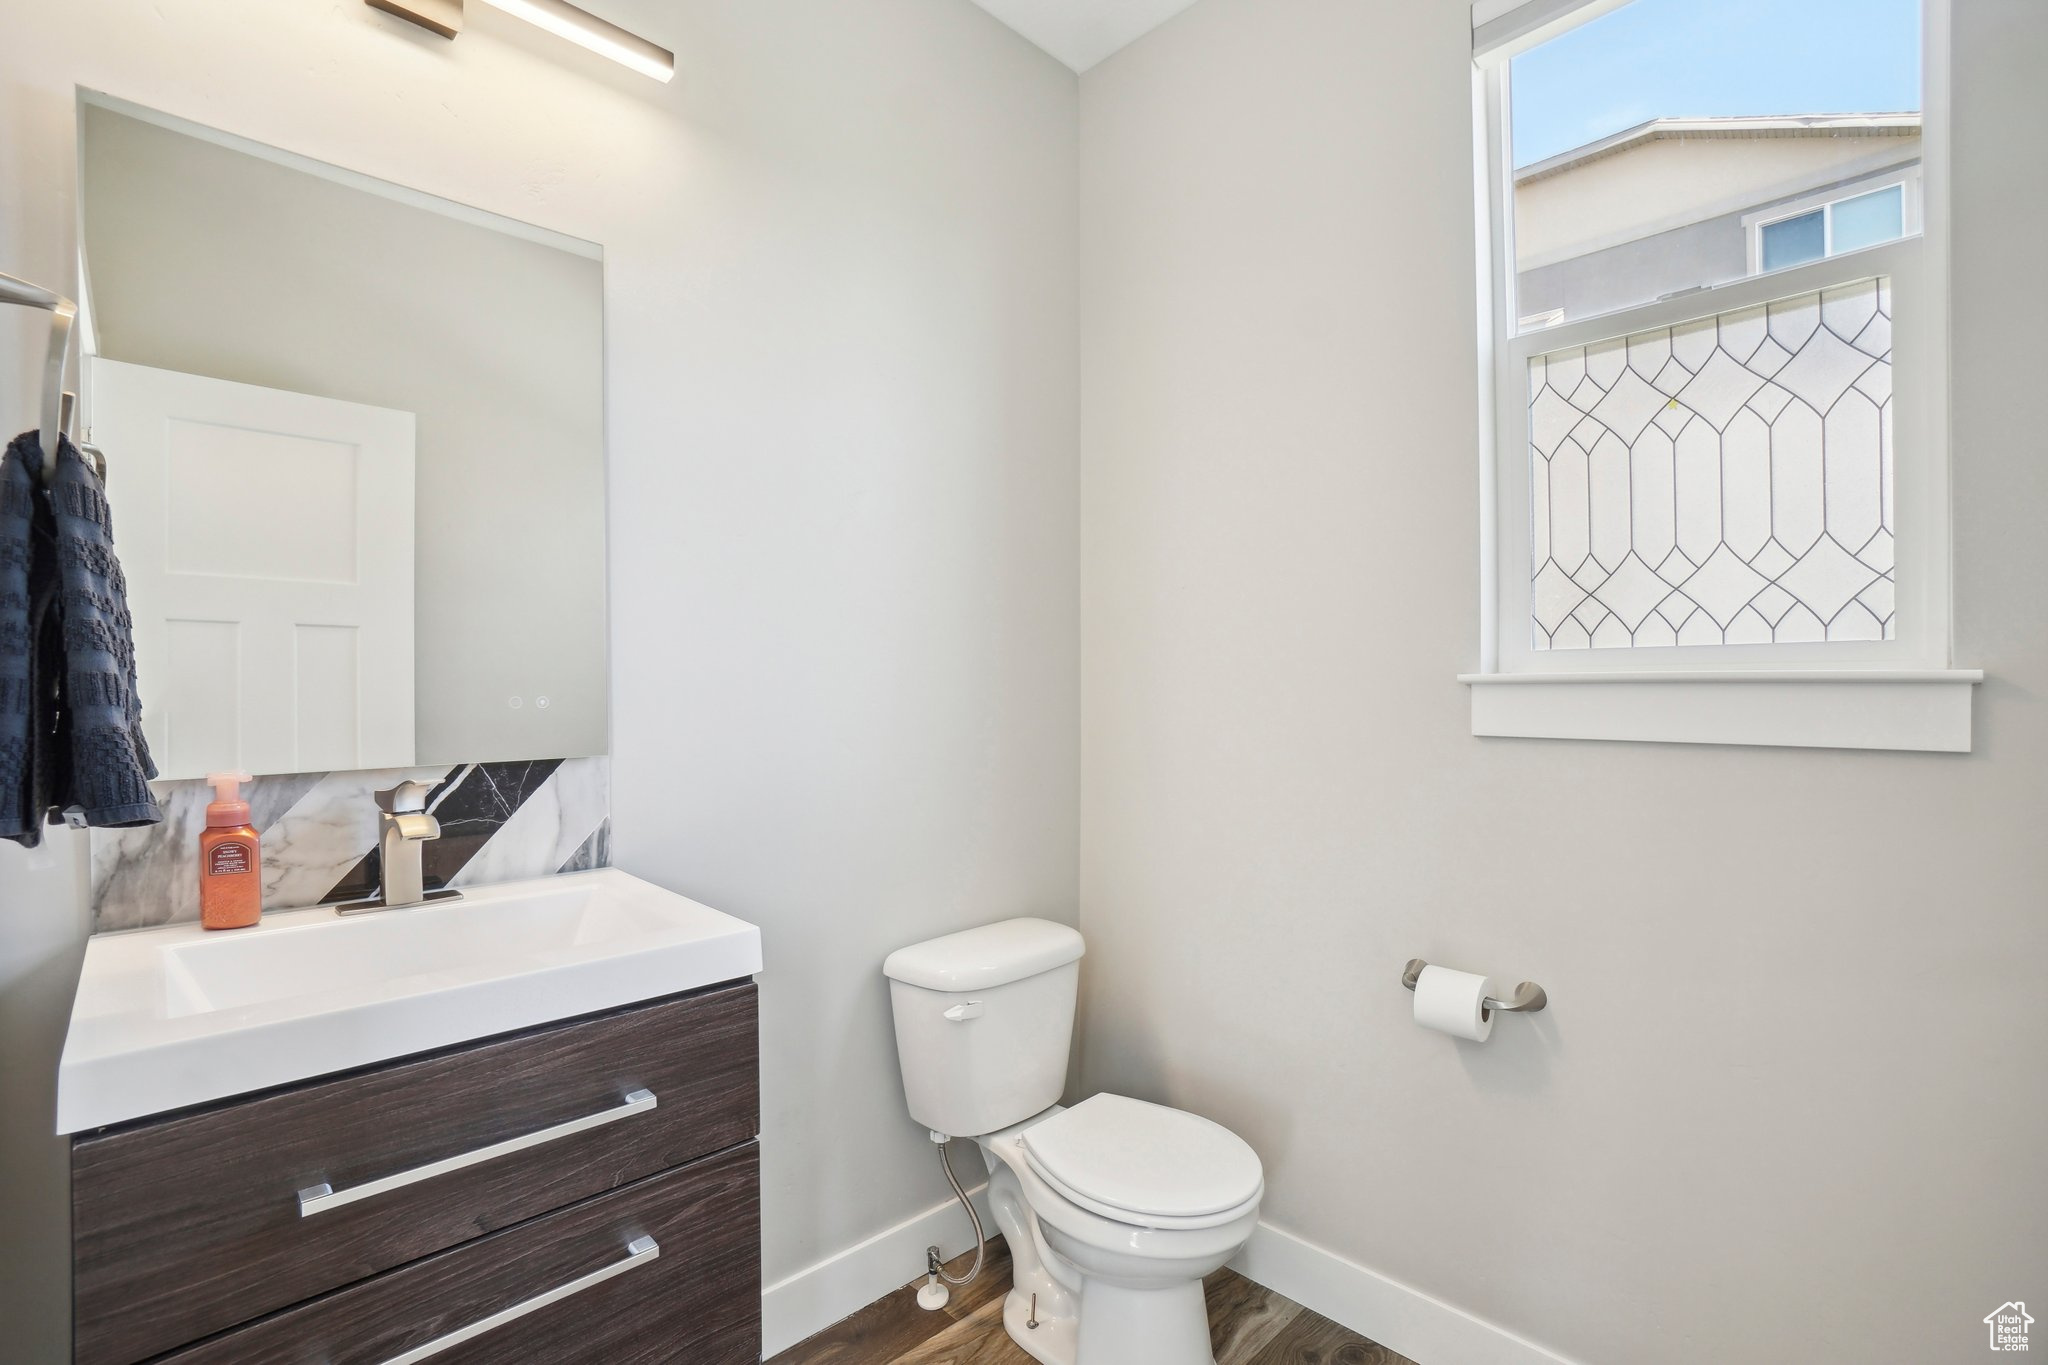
0, 1, 1076, 1358
1078, 1, 2047, 1363
598, 0, 1080, 1307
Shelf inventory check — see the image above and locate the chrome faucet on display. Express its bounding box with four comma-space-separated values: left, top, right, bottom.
336, 780, 461, 914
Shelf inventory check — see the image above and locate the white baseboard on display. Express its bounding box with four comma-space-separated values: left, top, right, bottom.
761, 1203, 1579, 1365
761, 1182, 995, 1358
1230, 1221, 1587, 1365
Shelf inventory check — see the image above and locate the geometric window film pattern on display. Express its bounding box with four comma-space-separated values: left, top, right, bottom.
1527, 278, 1896, 650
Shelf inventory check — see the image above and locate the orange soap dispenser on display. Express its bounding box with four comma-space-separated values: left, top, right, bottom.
199, 771, 262, 931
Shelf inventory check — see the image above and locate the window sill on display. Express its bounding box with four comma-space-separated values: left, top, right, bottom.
1458, 669, 1982, 752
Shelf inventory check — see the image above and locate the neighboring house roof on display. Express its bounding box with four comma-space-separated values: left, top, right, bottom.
1517, 113, 1923, 185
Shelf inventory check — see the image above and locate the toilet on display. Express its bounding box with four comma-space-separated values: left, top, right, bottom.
883, 919, 1263, 1365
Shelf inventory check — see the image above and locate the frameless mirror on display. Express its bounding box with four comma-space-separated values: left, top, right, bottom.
76, 93, 607, 780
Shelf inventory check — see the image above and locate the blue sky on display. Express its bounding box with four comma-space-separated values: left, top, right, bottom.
1512, 0, 1921, 167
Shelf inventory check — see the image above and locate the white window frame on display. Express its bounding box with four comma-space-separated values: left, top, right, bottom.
1745, 166, 1925, 275
1464, 0, 1978, 753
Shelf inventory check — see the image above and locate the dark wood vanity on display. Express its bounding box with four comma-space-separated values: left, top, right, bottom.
69, 981, 762, 1365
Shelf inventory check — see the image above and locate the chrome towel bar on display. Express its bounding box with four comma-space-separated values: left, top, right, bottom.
1402, 958, 1548, 1014
0, 269, 77, 481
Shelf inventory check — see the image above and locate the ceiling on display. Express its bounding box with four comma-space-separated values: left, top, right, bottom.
964, 0, 1206, 72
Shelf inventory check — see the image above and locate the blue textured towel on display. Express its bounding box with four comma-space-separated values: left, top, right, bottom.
0, 431, 159, 848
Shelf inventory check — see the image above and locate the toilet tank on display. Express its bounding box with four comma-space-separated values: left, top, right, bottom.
882, 918, 1085, 1139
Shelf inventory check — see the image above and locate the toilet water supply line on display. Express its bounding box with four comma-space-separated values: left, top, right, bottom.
917, 1132, 986, 1310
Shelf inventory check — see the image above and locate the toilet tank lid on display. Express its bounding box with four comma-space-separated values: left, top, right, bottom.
883, 918, 1085, 992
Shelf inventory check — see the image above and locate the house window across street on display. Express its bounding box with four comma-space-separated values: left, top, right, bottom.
1753, 174, 1921, 273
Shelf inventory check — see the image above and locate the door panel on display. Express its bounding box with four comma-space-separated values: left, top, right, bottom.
88, 358, 417, 777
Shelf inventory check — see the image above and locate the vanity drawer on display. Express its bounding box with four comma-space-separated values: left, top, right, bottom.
162, 1141, 761, 1365
73, 980, 757, 1365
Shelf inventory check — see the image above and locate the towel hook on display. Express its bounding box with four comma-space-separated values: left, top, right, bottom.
1402, 958, 1547, 1013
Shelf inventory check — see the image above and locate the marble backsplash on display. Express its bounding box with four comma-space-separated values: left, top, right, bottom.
90, 757, 610, 933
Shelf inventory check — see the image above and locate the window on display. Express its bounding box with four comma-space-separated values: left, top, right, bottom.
1750, 173, 1922, 274
1761, 210, 1828, 273
1466, 0, 1976, 752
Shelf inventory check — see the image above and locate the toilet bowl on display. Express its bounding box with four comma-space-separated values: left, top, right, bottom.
883, 920, 1263, 1365
976, 1097, 1263, 1365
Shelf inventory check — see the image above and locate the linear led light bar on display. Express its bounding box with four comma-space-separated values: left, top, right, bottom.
367, 0, 676, 83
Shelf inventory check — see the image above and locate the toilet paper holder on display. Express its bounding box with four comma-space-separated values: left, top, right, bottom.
1402, 959, 1548, 1014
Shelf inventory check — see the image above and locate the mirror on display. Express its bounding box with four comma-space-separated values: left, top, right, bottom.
76, 93, 607, 781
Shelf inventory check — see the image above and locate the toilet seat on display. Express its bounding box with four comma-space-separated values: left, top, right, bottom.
1019, 1094, 1263, 1231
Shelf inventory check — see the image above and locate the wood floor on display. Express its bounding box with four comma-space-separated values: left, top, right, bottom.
768, 1237, 1415, 1365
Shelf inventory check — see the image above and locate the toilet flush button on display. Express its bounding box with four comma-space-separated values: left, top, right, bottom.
942, 1001, 984, 1022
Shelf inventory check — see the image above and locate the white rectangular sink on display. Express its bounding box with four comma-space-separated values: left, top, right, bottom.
58, 868, 762, 1133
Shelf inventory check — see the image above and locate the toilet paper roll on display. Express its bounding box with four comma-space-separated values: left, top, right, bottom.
1413, 965, 1497, 1042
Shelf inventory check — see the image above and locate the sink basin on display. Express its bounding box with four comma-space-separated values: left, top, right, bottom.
58, 868, 762, 1133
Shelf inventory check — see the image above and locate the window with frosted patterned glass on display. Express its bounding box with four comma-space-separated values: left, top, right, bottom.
1527, 278, 1894, 650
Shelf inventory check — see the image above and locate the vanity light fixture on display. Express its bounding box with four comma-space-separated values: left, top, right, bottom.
367, 0, 675, 83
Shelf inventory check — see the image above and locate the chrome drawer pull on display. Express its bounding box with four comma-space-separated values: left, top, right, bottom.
297, 1089, 657, 1217
377, 1235, 660, 1365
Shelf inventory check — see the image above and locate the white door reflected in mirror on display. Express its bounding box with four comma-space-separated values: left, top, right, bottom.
90, 359, 417, 778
